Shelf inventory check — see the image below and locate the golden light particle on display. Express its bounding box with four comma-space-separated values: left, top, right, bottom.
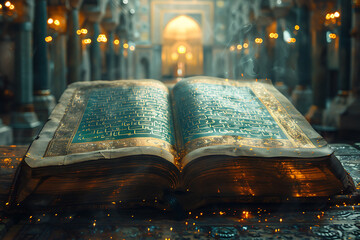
177, 45, 186, 54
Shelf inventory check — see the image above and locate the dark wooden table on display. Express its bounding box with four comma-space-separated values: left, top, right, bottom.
0, 144, 359, 239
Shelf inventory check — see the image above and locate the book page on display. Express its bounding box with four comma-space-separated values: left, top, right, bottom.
172, 77, 333, 166
25, 80, 177, 168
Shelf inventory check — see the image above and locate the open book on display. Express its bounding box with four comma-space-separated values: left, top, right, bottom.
11, 77, 355, 209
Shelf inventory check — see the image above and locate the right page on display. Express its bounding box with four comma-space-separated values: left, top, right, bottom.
173, 76, 330, 162
172, 77, 354, 205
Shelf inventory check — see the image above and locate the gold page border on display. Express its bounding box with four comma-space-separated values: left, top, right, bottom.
45, 80, 174, 157
67, 137, 176, 156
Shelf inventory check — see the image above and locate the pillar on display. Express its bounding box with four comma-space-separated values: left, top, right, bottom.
0, 119, 12, 145
127, 41, 135, 79
105, 30, 115, 80
151, 45, 162, 80
11, 22, 41, 144
335, 0, 360, 132
67, 7, 82, 84
323, 0, 352, 127
291, 1, 313, 114
51, 33, 67, 100
271, 0, 291, 97
117, 38, 125, 79
89, 21, 102, 81
305, 2, 328, 124
338, 0, 352, 94
351, 0, 360, 96
229, 45, 237, 79
203, 46, 213, 77
255, 19, 273, 80
33, 0, 56, 123
274, 19, 287, 83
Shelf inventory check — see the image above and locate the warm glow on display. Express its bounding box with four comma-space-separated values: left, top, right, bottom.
237, 44, 242, 50
334, 11, 340, 18
54, 19, 60, 26
329, 33, 337, 39
45, 36, 53, 42
0, 4, 2, 9
48, 18, 54, 24
171, 52, 178, 61
97, 34, 107, 43
123, 43, 129, 49
77, 29, 88, 35
9, 4, 14, 9
255, 38, 263, 44
186, 52, 193, 60
163, 15, 202, 41
229, 45, 236, 51
129, 45, 135, 51
287, 38, 296, 43
5, 1, 10, 7
269, 33, 278, 39
177, 45, 186, 54
243, 43, 249, 48
326, 13, 331, 20
114, 39, 120, 45
82, 38, 91, 45
295, 25, 300, 30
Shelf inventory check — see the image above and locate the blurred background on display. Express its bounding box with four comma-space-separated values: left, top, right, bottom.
0, 0, 359, 145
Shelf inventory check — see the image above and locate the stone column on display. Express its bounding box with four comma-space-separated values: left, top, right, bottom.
351, 0, 360, 96
127, 41, 135, 79
47, 5, 68, 101
151, 45, 162, 80
101, 1, 119, 80
33, 0, 56, 123
117, 38, 126, 79
11, 22, 41, 144
323, 0, 353, 127
89, 21, 102, 81
105, 30, 115, 80
67, 3, 82, 84
0, 119, 12, 145
256, 26, 269, 79
291, 1, 313, 114
274, 19, 287, 81
203, 46, 213, 76
255, 0, 273, 80
305, 1, 329, 124
335, 0, 360, 131
271, 2, 291, 97
229, 45, 237, 79
237, 30, 246, 79
338, 0, 353, 93
51, 33, 67, 100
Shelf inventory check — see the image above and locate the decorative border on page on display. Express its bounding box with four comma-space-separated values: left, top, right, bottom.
182, 78, 317, 154
44, 80, 176, 157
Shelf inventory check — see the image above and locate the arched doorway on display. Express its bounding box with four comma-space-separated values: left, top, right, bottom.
162, 15, 203, 78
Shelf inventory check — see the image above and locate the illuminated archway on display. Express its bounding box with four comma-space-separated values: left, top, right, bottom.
162, 15, 203, 77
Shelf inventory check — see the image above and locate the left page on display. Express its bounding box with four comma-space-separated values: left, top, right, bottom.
25, 80, 177, 168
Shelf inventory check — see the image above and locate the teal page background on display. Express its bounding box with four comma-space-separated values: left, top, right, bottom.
173, 82, 288, 143
72, 86, 175, 144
